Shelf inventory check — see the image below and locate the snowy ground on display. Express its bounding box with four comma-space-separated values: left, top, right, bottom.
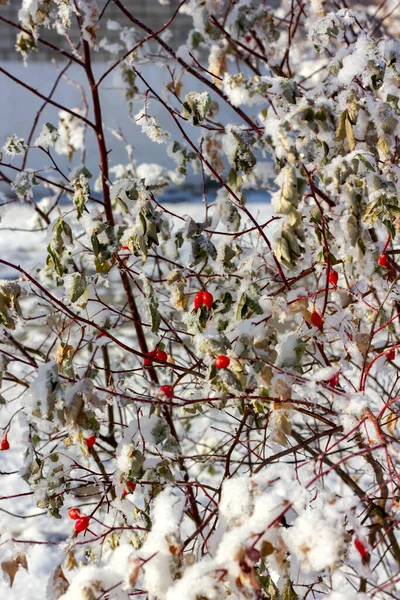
0, 199, 275, 597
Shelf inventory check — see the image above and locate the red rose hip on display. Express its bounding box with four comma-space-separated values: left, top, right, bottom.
68, 507, 81, 520
1, 434, 9, 451
354, 538, 369, 559
311, 310, 323, 329
329, 270, 338, 286
327, 371, 340, 388
121, 481, 136, 499
74, 515, 90, 533
160, 385, 174, 399
215, 355, 230, 369
85, 435, 96, 448
144, 348, 157, 366
386, 348, 395, 361
156, 350, 168, 362
193, 291, 204, 309
202, 291, 214, 309
378, 254, 388, 267
126, 481, 136, 493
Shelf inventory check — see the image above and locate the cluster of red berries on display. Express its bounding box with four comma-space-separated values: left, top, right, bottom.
144, 347, 168, 366
68, 507, 90, 533
1, 434, 9, 451
193, 290, 214, 310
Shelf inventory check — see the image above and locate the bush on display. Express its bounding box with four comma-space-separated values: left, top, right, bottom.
1, 1, 400, 598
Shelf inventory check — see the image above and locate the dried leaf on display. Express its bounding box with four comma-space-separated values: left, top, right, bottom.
127, 557, 141, 588
355, 333, 370, 356
51, 565, 69, 599
377, 135, 391, 155
55, 343, 74, 368
208, 45, 226, 87
0, 281, 22, 330
290, 298, 309, 315
1, 553, 28, 587
345, 116, 356, 151
171, 282, 188, 311
386, 413, 399, 436
260, 540, 274, 557
65, 552, 78, 571
276, 412, 292, 435
81, 588, 97, 600
260, 365, 273, 385
335, 111, 347, 141
275, 379, 291, 401
271, 412, 291, 446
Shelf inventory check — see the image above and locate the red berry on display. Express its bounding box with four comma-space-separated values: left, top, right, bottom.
144, 349, 157, 366
160, 385, 174, 399
311, 310, 323, 329
354, 538, 369, 559
126, 481, 136, 493
202, 291, 214, 309
121, 489, 128, 499
215, 355, 230, 369
386, 348, 396, 361
74, 515, 90, 533
68, 507, 81, 520
155, 350, 168, 362
85, 435, 96, 448
327, 372, 340, 388
121, 245, 129, 251
378, 254, 388, 267
193, 291, 204, 309
1, 435, 9, 451
329, 270, 338, 286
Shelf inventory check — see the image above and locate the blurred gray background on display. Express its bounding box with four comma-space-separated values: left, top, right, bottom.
0, 1, 193, 58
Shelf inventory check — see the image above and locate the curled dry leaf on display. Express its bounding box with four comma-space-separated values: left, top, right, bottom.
126, 556, 141, 588
65, 551, 78, 571
274, 378, 292, 401
51, 565, 70, 599
55, 342, 74, 370
1, 553, 28, 587
355, 333, 371, 356
290, 297, 309, 315
271, 412, 292, 447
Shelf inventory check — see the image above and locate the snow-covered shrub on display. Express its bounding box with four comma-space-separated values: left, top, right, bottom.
1, 0, 400, 598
